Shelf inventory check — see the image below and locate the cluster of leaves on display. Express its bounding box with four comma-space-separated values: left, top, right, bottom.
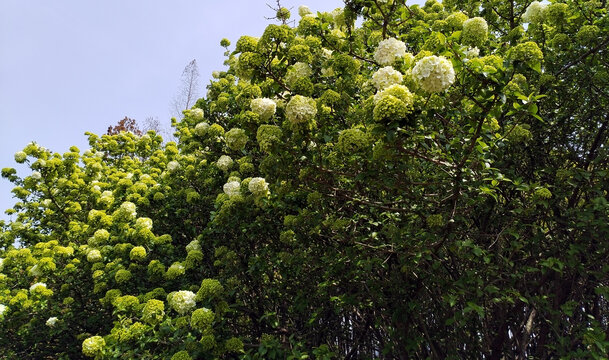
2, 0, 609, 358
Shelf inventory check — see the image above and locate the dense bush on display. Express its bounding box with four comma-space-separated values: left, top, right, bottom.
2, 0, 609, 358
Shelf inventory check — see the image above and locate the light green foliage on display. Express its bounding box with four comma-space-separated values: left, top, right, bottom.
1, 1, 609, 358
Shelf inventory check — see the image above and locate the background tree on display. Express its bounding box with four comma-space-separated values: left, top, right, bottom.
106, 116, 143, 136
171, 59, 201, 119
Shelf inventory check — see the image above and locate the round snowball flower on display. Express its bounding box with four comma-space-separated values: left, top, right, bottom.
285, 95, 317, 125
46, 316, 58, 327
285, 62, 312, 88
31, 171, 41, 180
82, 336, 105, 357
374, 38, 407, 66
412, 56, 455, 93
216, 155, 233, 171
167, 160, 181, 172
14, 151, 27, 163
223, 181, 241, 198
523, 1, 547, 23
189, 108, 204, 121
0, 304, 7, 318
135, 217, 153, 231
194, 122, 210, 136
248, 177, 270, 197
299, 5, 312, 17
251, 98, 276, 122
170, 290, 197, 314
371, 66, 403, 90
462, 17, 488, 46
87, 249, 102, 263
120, 201, 137, 218
0, 257, 3, 271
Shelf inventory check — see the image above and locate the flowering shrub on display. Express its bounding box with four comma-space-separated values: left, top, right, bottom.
411, 55, 455, 93
374, 38, 407, 66
1, 1, 609, 359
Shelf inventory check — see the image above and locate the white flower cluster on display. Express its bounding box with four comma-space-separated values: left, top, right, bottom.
170, 290, 197, 314
0, 257, 4, 271
251, 98, 276, 122
465, 47, 480, 58
374, 38, 407, 66
186, 240, 201, 252
30, 282, 47, 292
120, 201, 137, 218
167, 160, 180, 172
216, 155, 233, 171
14, 151, 27, 163
523, 1, 547, 23
31, 171, 41, 180
82, 336, 105, 357
371, 66, 403, 90
87, 249, 102, 263
286, 95, 317, 124
190, 108, 204, 121
46, 316, 58, 327
195, 122, 210, 136
285, 62, 312, 87
299, 5, 312, 17
223, 181, 241, 198
0, 304, 6, 317
136, 217, 153, 231
100, 190, 113, 204
248, 177, 270, 197
412, 56, 455, 93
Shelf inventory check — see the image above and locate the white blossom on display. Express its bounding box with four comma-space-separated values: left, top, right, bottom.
0, 304, 7, 317
167, 160, 181, 172
412, 56, 455, 93
169, 290, 197, 314
14, 151, 27, 163
87, 249, 102, 263
371, 66, 403, 90
120, 201, 137, 218
251, 98, 276, 122
31, 171, 41, 180
465, 47, 480, 58
374, 38, 407, 66
30, 282, 47, 292
285, 95, 317, 124
298, 5, 312, 17
216, 155, 233, 171
46, 317, 58, 327
523, 1, 547, 23
248, 177, 270, 197
223, 181, 242, 198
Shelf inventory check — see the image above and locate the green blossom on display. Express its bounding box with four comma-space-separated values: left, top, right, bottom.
191, 307, 215, 331
462, 17, 488, 46
82, 336, 105, 357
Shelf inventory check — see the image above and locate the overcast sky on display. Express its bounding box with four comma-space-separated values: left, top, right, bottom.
0, 0, 350, 220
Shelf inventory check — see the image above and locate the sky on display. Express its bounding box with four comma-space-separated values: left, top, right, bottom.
0, 0, 347, 221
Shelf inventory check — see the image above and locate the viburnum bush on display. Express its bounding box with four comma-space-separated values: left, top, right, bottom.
2, 0, 609, 358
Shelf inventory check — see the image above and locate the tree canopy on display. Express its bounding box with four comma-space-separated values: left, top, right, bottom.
1, 0, 609, 358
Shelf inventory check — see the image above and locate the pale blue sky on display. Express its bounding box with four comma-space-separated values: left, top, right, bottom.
0, 0, 347, 219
